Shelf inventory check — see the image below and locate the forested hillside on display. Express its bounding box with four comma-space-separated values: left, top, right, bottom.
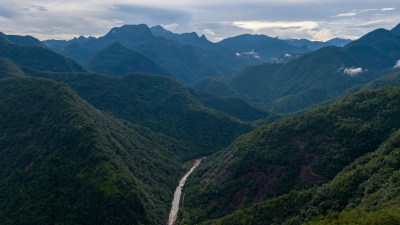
22, 68, 266, 158
0, 77, 189, 224
183, 86, 400, 224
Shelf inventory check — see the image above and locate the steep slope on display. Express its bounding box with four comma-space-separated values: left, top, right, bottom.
188, 89, 270, 122
198, 23, 400, 114
183, 86, 400, 224
219, 34, 308, 62
213, 122, 400, 225
0, 77, 188, 225
131, 39, 222, 83
342, 71, 400, 96
0, 35, 86, 73
22, 69, 260, 158
86, 42, 171, 76
0, 57, 25, 78
61, 42, 93, 65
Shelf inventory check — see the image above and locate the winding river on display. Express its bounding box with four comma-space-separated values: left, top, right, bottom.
167, 157, 205, 225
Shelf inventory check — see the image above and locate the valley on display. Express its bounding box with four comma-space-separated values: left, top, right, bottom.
1, 13, 400, 225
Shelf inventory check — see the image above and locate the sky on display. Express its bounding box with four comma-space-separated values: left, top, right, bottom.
0, 0, 399, 42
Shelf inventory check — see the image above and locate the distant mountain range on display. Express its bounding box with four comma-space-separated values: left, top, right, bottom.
42, 24, 350, 84
196, 23, 400, 114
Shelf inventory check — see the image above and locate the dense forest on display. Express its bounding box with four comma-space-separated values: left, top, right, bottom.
1, 21, 400, 225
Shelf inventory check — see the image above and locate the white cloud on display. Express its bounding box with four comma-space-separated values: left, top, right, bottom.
381, 8, 395, 11
360, 9, 378, 12
242, 50, 260, 59
202, 28, 216, 36
343, 67, 363, 76
0, 0, 400, 42
394, 60, 400, 69
162, 23, 179, 31
332, 12, 358, 17
233, 20, 318, 31
355, 20, 386, 27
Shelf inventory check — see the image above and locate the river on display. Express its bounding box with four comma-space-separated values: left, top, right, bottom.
167, 157, 205, 225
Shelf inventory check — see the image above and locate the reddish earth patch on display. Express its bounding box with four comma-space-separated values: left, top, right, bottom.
216, 197, 225, 207
299, 165, 324, 183
242, 166, 284, 203
42, 114, 48, 121
231, 188, 247, 207
290, 131, 312, 151
24, 162, 34, 172
304, 154, 316, 165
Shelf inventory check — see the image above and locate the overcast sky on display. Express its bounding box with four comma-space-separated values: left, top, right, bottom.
0, 0, 399, 42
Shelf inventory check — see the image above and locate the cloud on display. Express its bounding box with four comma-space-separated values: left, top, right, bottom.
233, 20, 318, 31
342, 67, 363, 76
162, 23, 179, 31
395, 60, 400, 69
360, 9, 378, 12
0, 0, 400, 42
332, 12, 358, 17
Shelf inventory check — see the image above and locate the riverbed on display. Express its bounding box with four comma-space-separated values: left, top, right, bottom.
167, 157, 205, 225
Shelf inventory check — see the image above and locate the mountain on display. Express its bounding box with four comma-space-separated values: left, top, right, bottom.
219, 34, 309, 61
183, 86, 400, 224
0, 34, 86, 73
43, 24, 225, 84
150, 25, 211, 48
285, 38, 351, 51
61, 42, 93, 64
342, 71, 400, 97
0, 57, 26, 78
327, 37, 352, 47
3, 34, 46, 47
197, 23, 400, 114
130, 39, 222, 83
211, 126, 400, 224
21, 68, 267, 158
150, 25, 262, 75
86, 42, 171, 76
0, 77, 190, 225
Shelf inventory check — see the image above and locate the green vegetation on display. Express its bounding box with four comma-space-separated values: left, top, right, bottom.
86, 42, 171, 77
218, 34, 308, 61
183, 86, 400, 224
22, 68, 262, 158
0, 77, 192, 224
0, 36, 86, 73
196, 24, 400, 114
211, 126, 400, 224
343, 71, 400, 97
0, 57, 26, 78
131, 39, 222, 83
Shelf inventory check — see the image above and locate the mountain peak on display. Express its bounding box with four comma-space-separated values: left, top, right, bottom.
151, 25, 167, 32
104, 24, 154, 42
391, 23, 400, 34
